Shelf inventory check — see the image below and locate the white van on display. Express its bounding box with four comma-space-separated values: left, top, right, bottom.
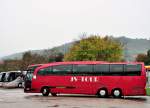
2, 71, 24, 88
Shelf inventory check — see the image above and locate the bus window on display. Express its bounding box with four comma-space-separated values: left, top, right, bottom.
9, 73, 16, 82
3, 72, 22, 82
52, 65, 72, 75
73, 64, 93, 75
0, 73, 2, 82
26, 65, 42, 80
124, 64, 141, 76
0, 73, 6, 82
94, 64, 109, 75
38, 67, 52, 75
110, 64, 124, 76
4, 72, 10, 82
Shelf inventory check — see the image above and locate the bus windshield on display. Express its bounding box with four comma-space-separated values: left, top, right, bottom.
4, 72, 10, 82
26, 65, 41, 81
0, 73, 6, 82
0, 73, 2, 81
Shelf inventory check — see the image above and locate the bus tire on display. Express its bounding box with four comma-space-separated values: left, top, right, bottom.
42, 87, 50, 96
18, 83, 22, 88
51, 93, 57, 96
97, 88, 108, 98
111, 89, 122, 98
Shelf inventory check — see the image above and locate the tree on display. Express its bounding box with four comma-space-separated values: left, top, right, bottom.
64, 35, 123, 62
48, 52, 64, 62
147, 49, 150, 57
136, 49, 150, 65
136, 54, 147, 62
55, 53, 64, 62
145, 49, 150, 65
1, 60, 22, 71
20, 51, 47, 70
0, 52, 48, 71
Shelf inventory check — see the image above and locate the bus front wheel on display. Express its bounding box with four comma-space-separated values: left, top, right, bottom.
18, 83, 22, 88
42, 87, 50, 96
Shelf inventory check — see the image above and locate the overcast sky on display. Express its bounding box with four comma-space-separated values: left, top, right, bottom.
0, 0, 150, 58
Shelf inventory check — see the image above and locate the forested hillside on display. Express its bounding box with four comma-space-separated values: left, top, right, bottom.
1, 37, 150, 61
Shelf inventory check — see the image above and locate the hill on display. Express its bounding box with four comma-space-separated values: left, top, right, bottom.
117, 37, 150, 61
1, 37, 150, 61
1, 42, 73, 60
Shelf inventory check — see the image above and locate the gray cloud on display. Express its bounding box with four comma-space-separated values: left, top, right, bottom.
0, 0, 150, 57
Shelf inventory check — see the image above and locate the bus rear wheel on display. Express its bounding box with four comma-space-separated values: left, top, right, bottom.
111, 89, 122, 98
97, 89, 108, 98
42, 87, 50, 96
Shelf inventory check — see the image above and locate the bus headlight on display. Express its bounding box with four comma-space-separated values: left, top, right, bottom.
33, 75, 36, 79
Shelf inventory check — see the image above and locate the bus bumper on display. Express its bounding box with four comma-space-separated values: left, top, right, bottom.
24, 87, 39, 93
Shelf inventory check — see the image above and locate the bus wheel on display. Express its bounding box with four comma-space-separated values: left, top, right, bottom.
42, 87, 50, 96
18, 83, 22, 88
97, 88, 108, 98
51, 93, 57, 96
111, 89, 122, 98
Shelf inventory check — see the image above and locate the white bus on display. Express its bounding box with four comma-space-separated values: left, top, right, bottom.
2, 71, 24, 88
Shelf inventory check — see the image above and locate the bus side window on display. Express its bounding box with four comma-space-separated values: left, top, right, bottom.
52, 65, 72, 75
110, 64, 124, 76
15, 72, 21, 78
38, 67, 52, 75
73, 64, 93, 75
94, 64, 109, 75
9, 73, 16, 81
124, 64, 141, 76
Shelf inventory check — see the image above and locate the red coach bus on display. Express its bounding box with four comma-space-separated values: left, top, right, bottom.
24, 61, 146, 98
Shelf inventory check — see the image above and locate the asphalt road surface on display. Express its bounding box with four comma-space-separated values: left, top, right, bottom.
0, 88, 150, 108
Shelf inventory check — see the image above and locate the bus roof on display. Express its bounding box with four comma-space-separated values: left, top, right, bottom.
27, 64, 44, 68
36, 61, 144, 69
44, 61, 143, 65
0, 71, 21, 74
5, 71, 21, 73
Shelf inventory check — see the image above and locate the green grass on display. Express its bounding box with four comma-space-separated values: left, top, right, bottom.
146, 87, 150, 96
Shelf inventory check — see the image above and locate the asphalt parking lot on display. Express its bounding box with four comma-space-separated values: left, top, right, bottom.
0, 88, 150, 108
